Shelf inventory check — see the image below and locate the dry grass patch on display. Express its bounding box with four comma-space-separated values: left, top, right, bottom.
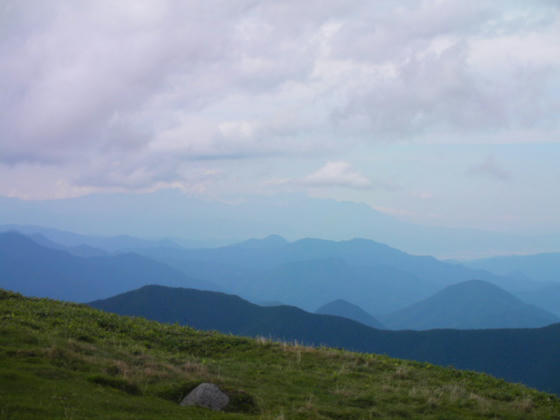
513, 396, 534, 413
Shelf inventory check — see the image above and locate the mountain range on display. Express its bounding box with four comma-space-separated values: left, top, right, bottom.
131, 235, 545, 314
2, 190, 560, 257
26, 232, 108, 257
0, 224, 181, 252
3, 227, 558, 325
0, 232, 216, 302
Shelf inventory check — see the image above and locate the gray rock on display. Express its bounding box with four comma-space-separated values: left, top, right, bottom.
180, 383, 229, 411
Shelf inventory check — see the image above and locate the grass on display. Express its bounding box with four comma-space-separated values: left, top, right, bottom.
0, 289, 559, 419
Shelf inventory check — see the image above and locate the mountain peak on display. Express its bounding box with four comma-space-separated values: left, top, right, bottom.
384, 279, 558, 330
233, 234, 288, 249
445, 279, 503, 292
316, 299, 385, 329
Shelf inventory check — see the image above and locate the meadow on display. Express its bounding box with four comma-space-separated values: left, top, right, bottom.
1, 289, 559, 420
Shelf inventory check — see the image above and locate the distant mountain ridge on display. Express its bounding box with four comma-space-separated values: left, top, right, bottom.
0, 224, 181, 252
90, 285, 560, 395
2, 190, 560, 256
234, 234, 288, 249
315, 299, 385, 329
28, 233, 108, 257
516, 284, 560, 317
0, 232, 217, 302
133, 235, 538, 315
464, 253, 560, 283
3, 227, 554, 326
463, 253, 560, 316
382, 280, 558, 330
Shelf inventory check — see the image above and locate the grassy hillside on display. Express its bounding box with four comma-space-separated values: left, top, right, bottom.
90, 285, 560, 395
1, 289, 560, 419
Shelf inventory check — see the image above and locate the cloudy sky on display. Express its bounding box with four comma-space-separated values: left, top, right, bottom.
1, 0, 559, 233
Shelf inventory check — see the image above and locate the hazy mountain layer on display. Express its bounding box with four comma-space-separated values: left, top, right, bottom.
382, 280, 558, 330
2, 190, 560, 256
3, 227, 550, 319
0, 224, 182, 252
0, 232, 216, 302
134, 236, 535, 314
516, 284, 560, 317
315, 299, 385, 329
464, 253, 560, 283
28, 233, 108, 257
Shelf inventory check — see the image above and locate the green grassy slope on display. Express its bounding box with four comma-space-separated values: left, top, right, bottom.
1, 289, 559, 420
90, 285, 560, 395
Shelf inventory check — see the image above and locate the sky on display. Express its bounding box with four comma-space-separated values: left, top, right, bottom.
1, 0, 559, 234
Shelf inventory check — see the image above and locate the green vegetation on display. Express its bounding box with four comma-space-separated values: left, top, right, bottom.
90, 284, 560, 396
1, 289, 559, 419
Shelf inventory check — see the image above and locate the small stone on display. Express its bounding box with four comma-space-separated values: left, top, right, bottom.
180, 383, 229, 411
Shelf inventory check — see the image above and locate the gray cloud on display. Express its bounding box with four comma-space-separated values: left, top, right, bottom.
0, 0, 558, 197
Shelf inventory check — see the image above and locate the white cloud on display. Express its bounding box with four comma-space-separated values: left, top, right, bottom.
302, 161, 372, 189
